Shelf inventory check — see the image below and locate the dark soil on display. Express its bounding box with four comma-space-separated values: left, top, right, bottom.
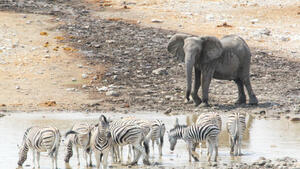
1, 0, 299, 115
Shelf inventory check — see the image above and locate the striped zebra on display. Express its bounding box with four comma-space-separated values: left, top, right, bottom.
64, 123, 93, 167
167, 118, 188, 151
90, 115, 112, 169
111, 117, 152, 162
196, 112, 222, 154
17, 126, 61, 169
168, 118, 220, 162
150, 119, 166, 157
109, 118, 151, 165
226, 112, 246, 156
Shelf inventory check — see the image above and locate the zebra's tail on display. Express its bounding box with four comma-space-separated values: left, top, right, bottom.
233, 114, 239, 150
49, 129, 61, 158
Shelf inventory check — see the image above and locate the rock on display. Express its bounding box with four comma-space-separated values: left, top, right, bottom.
38, 101, 57, 107
16, 86, 20, 89
77, 64, 83, 68
66, 88, 76, 91
106, 90, 120, 97
152, 68, 168, 75
82, 84, 87, 89
151, 19, 163, 23
290, 117, 300, 122
258, 160, 267, 166
250, 19, 259, 24
97, 86, 108, 92
280, 36, 290, 42
164, 108, 172, 115
259, 28, 271, 36
105, 40, 115, 44
44, 54, 50, 58
260, 110, 266, 115
72, 78, 77, 82
0, 113, 5, 118
82, 74, 88, 79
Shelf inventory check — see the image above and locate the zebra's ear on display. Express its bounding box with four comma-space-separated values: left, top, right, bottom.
100, 115, 108, 123
174, 118, 179, 127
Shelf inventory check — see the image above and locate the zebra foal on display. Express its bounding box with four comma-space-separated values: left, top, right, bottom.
150, 119, 166, 157
196, 112, 222, 154
168, 118, 220, 162
64, 123, 93, 167
17, 126, 61, 169
90, 115, 112, 169
226, 112, 246, 156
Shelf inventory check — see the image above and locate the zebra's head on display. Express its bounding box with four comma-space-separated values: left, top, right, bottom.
168, 118, 180, 151
98, 115, 111, 138
17, 143, 28, 166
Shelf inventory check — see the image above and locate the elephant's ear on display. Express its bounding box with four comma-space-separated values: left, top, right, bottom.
167, 34, 191, 62
201, 36, 223, 62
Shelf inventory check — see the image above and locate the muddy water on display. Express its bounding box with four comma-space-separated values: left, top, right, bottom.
0, 112, 300, 169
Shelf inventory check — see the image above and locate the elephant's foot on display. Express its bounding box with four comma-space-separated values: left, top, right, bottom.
202, 100, 211, 107
249, 95, 258, 105
235, 98, 246, 105
192, 96, 202, 107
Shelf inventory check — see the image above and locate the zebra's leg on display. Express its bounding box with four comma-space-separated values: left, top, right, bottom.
32, 150, 35, 168
214, 138, 218, 162
94, 151, 100, 169
83, 149, 88, 167
186, 143, 192, 162
158, 139, 163, 157
229, 137, 234, 155
207, 139, 213, 162
89, 150, 93, 167
191, 142, 199, 161
128, 145, 140, 165
37, 152, 40, 168
102, 151, 109, 169
238, 137, 242, 156
152, 139, 155, 155
127, 145, 132, 162
54, 150, 58, 169
75, 146, 80, 166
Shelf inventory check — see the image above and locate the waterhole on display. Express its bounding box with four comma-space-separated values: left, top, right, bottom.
0, 112, 299, 169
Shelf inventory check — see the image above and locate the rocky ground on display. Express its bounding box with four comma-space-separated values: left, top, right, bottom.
0, 0, 299, 120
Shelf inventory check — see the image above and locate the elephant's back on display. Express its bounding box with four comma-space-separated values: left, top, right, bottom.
220, 34, 251, 66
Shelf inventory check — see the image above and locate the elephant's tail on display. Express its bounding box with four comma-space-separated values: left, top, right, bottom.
167, 34, 190, 62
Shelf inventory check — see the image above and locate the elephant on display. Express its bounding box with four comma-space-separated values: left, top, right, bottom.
167, 34, 258, 106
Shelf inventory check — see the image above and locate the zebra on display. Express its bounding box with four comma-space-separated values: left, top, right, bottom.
109, 118, 151, 165
168, 118, 220, 162
167, 118, 188, 151
64, 123, 93, 167
196, 112, 222, 154
226, 112, 246, 156
150, 119, 166, 157
90, 115, 112, 169
111, 117, 152, 163
17, 126, 61, 169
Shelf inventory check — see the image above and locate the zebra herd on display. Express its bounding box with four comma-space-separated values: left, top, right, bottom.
17, 112, 246, 169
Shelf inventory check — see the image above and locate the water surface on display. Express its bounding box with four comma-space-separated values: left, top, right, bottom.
0, 112, 299, 169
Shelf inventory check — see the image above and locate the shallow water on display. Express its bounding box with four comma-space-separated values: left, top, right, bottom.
0, 112, 300, 169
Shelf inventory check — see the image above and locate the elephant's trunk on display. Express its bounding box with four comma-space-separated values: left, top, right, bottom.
185, 51, 195, 101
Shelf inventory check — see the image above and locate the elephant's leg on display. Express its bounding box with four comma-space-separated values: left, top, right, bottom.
243, 77, 258, 105
201, 69, 213, 107
234, 79, 246, 104
192, 67, 202, 106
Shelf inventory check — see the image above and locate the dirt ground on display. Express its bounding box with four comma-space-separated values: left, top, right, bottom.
0, 0, 299, 116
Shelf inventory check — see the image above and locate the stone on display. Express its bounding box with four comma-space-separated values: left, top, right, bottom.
259, 28, 271, 36
97, 86, 108, 92
251, 19, 259, 24
280, 36, 290, 42
16, 86, 20, 89
82, 74, 88, 79
106, 90, 120, 97
151, 19, 163, 23
82, 84, 87, 89
290, 117, 300, 122
72, 78, 77, 82
164, 108, 172, 115
152, 68, 168, 75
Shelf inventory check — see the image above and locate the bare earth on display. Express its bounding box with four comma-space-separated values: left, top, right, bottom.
0, 0, 299, 116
